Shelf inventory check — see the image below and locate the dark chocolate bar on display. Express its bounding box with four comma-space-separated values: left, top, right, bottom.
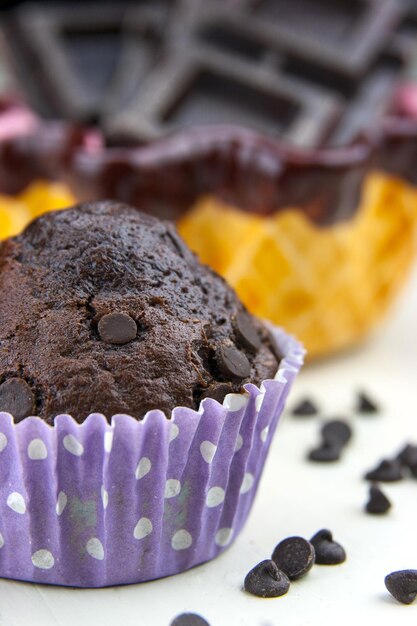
2, 2, 170, 122
2, 0, 417, 147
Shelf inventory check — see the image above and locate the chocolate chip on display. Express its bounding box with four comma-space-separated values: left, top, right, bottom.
364, 459, 404, 482
0, 378, 35, 422
385, 570, 417, 605
244, 560, 290, 598
98, 312, 137, 345
233, 312, 261, 351
292, 398, 318, 417
200, 382, 233, 403
308, 442, 341, 462
356, 391, 379, 414
170, 614, 210, 626
366, 483, 392, 514
310, 529, 346, 565
272, 537, 315, 580
321, 419, 352, 447
216, 342, 251, 380
268, 331, 283, 362
397, 443, 417, 470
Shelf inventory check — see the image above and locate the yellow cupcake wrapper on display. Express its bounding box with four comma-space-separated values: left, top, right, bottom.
178, 172, 417, 358
0, 181, 75, 239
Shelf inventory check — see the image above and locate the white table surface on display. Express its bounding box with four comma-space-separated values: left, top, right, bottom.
1, 264, 417, 626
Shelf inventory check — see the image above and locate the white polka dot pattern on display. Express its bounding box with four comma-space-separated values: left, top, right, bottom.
7, 492, 25, 514
200, 441, 217, 464
0, 532, 4, 548
86, 538, 104, 561
255, 393, 265, 412
56, 491, 67, 516
32, 550, 54, 570
206, 487, 225, 508
0, 432, 7, 452
169, 423, 179, 443
224, 394, 248, 411
164, 479, 181, 499
27, 439, 48, 460
171, 530, 192, 551
234, 433, 243, 452
135, 457, 151, 480
260, 426, 269, 442
134, 517, 153, 540
240, 473, 255, 494
63, 434, 84, 456
215, 528, 233, 547
235, 433, 243, 452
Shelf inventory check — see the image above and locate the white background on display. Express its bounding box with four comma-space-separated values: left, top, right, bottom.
0, 265, 416, 626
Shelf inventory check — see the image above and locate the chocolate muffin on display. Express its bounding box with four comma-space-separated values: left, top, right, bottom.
0, 202, 280, 423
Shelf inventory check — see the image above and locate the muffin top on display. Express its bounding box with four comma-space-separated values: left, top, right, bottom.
0, 202, 280, 423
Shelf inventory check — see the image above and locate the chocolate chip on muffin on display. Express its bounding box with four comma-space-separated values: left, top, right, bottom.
97, 312, 138, 345
232, 312, 261, 352
0, 378, 35, 422
0, 201, 280, 423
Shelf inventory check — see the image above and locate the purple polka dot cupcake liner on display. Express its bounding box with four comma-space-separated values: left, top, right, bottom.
0, 326, 304, 587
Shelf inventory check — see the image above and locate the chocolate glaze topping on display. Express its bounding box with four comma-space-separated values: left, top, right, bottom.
0, 107, 416, 225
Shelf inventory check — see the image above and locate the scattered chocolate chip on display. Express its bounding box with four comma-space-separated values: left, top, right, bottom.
0, 378, 35, 422
292, 399, 318, 417
397, 443, 417, 470
170, 614, 210, 626
321, 419, 353, 447
98, 312, 137, 345
364, 459, 404, 482
356, 391, 379, 414
244, 559, 290, 598
200, 383, 233, 403
216, 342, 251, 380
310, 529, 346, 565
308, 418, 352, 463
385, 570, 417, 605
233, 312, 261, 352
308, 442, 341, 463
366, 483, 392, 514
272, 537, 315, 580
